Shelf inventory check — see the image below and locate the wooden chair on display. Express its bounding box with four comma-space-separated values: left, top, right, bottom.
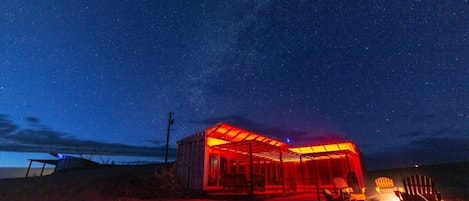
334, 177, 352, 193
323, 189, 350, 201
375, 176, 399, 201
375, 176, 395, 190
400, 175, 442, 201
333, 177, 366, 201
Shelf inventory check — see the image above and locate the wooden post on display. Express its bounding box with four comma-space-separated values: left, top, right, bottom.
346, 153, 351, 173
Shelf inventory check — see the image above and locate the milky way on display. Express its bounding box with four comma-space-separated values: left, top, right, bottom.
1, 1, 469, 169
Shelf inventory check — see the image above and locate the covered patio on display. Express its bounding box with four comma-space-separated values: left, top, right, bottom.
176, 122, 365, 197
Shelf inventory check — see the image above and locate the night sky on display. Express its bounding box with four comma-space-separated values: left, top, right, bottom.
1, 1, 469, 170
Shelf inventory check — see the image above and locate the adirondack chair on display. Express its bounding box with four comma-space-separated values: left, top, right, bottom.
375, 176, 400, 201
333, 177, 366, 201
323, 189, 350, 201
400, 175, 442, 201
334, 177, 353, 193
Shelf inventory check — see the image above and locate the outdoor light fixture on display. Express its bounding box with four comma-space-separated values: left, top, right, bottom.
56, 154, 65, 159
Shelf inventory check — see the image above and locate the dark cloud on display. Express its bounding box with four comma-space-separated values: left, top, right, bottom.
409, 110, 449, 123
24, 116, 40, 124
353, 116, 469, 170
402, 130, 426, 139
410, 112, 439, 122
0, 115, 176, 159
0, 114, 18, 136
363, 134, 469, 169
145, 139, 166, 146
431, 126, 464, 138
402, 126, 466, 140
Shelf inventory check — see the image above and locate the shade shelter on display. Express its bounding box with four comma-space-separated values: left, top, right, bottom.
176, 122, 365, 195
25, 159, 58, 177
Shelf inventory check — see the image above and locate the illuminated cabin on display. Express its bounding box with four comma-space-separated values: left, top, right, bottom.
176, 122, 365, 194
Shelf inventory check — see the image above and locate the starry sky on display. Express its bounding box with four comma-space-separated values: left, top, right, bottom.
1, 1, 469, 170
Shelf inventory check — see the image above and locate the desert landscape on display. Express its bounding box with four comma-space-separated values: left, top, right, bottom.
0, 163, 183, 201
1, 161, 468, 201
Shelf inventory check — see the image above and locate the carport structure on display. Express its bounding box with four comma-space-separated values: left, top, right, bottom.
176, 122, 365, 195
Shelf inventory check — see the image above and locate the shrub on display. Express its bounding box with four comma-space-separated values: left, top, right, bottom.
111, 164, 183, 199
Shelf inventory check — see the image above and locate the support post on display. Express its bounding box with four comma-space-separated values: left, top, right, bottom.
279, 147, 285, 193
249, 141, 254, 197
25, 160, 33, 178
346, 153, 351, 172
40, 162, 46, 176
300, 155, 305, 191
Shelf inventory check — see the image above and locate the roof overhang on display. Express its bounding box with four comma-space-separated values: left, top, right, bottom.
289, 141, 357, 155
203, 122, 360, 162
205, 122, 285, 147
211, 140, 300, 162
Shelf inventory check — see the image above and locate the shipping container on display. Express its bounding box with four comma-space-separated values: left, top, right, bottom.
176, 122, 365, 197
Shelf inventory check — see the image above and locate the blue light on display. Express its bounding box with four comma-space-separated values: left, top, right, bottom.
286, 138, 291, 143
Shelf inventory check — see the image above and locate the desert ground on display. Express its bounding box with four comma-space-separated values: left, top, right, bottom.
0, 162, 467, 201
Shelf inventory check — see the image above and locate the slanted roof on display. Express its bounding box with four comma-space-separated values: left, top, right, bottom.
29, 159, 58, 165
205, 122, 286, 147
181, 122, 360, 162
211, 140, 301, 162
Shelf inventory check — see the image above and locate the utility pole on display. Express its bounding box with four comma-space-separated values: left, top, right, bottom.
165, 112, 174, 164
